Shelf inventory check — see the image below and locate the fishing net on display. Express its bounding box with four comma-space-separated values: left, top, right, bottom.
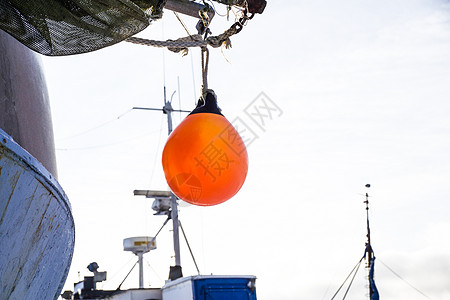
0, 0, 165, 56
0, 0, 265, 56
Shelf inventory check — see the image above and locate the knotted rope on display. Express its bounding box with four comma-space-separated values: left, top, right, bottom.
125, 11, 253, 54
125, 10, 254, 100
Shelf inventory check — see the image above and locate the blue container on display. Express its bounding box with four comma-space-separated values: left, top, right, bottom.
162, 275, 257, 300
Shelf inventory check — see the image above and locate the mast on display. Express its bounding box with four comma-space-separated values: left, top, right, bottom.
164, 97, 182, 278
364, 185, 372, 269
364, 183, 378, 300
329, 184, 379, 300
133, 89, 190, 281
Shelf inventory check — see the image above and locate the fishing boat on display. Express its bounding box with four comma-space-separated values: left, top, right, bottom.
0, 31, 75, 299
0, 1, 265, 299
62, 237, 257, 300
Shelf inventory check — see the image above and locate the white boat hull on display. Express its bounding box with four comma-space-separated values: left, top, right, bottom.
0, 129, 75, 299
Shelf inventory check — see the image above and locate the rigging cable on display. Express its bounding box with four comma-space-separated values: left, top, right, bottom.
57, 108, 133, 140
56, 131, 159, 151
190, 50, 198, 104
143, 256, 164, 284
330, 256, 364, 300
103, 256, 137, 290
173, 11, 192, 37
153, 216, 172, 241
179, 220, 201, 275
203, 0, 227, 17
116, 261, 138, 290
378, 259, 434, 300
341, 258, 363, 300
147, 114, 165, 188
177, 77, 182, 119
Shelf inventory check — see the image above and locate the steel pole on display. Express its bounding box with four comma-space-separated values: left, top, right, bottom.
171, 193, 181, 267
138, 252, 144, 288
166, 105, 181, 271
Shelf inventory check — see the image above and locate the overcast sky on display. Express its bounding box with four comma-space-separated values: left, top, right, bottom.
43, 1, 450, 299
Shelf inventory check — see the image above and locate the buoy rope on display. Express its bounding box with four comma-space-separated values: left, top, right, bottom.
125, 11, 254, 54
201, 46, 209, 94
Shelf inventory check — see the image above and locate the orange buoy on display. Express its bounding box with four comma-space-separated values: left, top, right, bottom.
162, 91, 248, 206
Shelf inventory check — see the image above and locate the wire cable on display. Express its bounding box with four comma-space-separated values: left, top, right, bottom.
179, 220, 201, 275
103, 256, 138, 289
56, 131, 159, 151
341, 258, 363, 299
190, 50, 198, 104
330, 256, 364, 300
143, 256, 164, 284
153, 216, 172, 241
148, 114, 165, 188
57, 109, 133, 141
116, 261, 138, 290
173, 11, 192, 37
378, 259, 434, 300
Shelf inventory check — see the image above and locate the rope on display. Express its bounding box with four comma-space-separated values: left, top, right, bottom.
125, 11, 253, 54
126, 9, 255, 101
126, 34, 205, 56
125, 29, 234, 54
201, 46, 209, 94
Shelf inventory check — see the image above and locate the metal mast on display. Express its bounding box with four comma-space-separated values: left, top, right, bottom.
133, 89, 189, 280
329, 184, 379, 300
364, 184, 374, 299
164, 96, 182, 278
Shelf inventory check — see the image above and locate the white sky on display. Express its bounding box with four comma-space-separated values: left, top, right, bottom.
42, 0, 450, 299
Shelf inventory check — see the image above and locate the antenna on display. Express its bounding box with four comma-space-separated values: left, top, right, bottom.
364, 184, 379, 300
123, 237, 157, 288
132, 87, 190, 281
364, 184, 372, 268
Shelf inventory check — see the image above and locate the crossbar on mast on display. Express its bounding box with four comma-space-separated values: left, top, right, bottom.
132, 88, 191, 280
